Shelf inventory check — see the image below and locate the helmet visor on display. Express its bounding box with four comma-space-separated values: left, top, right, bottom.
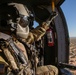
19, 15, 29, 27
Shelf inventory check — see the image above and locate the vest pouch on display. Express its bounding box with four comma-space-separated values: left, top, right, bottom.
0, 56, 8, 74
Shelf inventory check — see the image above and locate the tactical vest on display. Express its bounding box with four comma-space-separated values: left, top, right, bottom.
0, 32, 32, 75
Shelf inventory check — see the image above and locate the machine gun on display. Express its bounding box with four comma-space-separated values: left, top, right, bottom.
57, 62, 76, 75
58, 62, 76, 70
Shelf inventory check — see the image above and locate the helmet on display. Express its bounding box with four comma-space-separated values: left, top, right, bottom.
0, 3, 30, 32
0, 3, 34, 39
0, 3, 18, 32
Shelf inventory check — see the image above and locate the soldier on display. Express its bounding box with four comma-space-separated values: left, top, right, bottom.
0, 3, 58, 75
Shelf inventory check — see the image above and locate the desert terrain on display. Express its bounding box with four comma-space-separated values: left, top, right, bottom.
69, 37, 76, 75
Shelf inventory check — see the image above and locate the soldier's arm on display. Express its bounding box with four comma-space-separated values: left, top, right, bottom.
25, 22, 49, 44
24, 12, 58, 44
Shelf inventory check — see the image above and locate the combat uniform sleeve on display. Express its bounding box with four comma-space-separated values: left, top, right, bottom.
25, 22, 49, 44
36, 65, 58, 75
23, 11, 58, 44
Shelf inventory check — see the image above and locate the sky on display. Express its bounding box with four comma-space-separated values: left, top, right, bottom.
34, 0, 76, 37
61, 0, 76, 37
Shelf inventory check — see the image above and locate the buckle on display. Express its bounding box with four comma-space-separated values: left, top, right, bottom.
0, 62, 5, 74
0, 52, 9, 74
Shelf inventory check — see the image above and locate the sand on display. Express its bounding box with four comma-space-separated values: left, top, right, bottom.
69, 37, 76, 75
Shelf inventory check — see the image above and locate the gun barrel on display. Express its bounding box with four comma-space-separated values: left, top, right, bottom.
59, 62, 76, 70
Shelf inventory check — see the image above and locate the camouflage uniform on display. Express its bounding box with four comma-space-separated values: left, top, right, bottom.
0, 3, 58, 75
0, 27, 58, 75
21, 23, 58, 75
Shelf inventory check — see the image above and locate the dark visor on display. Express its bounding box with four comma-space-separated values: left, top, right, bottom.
19, 14, 29, 27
